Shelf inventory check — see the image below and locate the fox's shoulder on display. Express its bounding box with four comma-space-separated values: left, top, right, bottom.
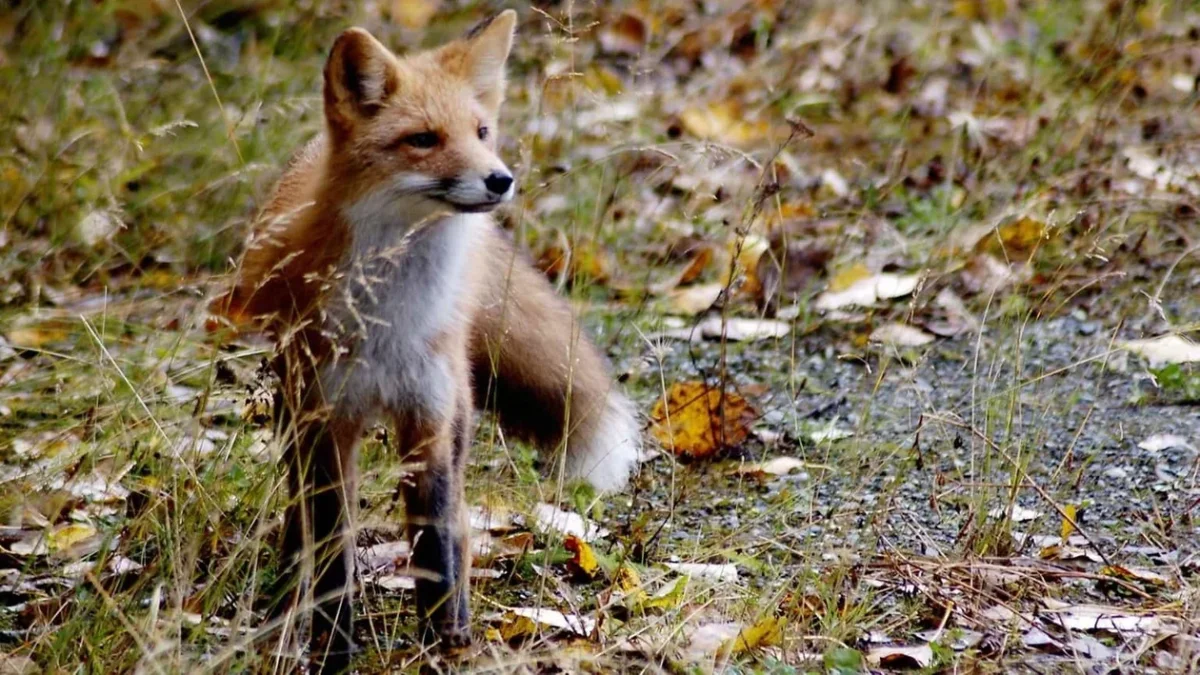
258, 133, 328, 229
211, 133, 342, 327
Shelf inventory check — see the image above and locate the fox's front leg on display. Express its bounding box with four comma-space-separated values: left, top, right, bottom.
396, 365, 473, 647
276, 392, 366, 674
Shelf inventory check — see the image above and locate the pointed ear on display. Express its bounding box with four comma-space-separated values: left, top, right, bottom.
324, 28, 400, 134
442, 10, 516, 112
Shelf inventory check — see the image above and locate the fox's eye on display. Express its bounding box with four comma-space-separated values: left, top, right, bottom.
401, 131, 439, 149
477, 125, 489, 141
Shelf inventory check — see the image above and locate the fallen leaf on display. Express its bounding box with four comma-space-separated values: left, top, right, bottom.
735, 456, 806, 477
667, 283, 724, 315
643, 574, 688, 611
870, 322, 935, 347
1137, 433, 1194, 452
988, 505, 1042, 522
564, 535, 599, 580
815, 273, 921, 310
649, 381, 757, 458
613, 566, 648, 608
1099, 565, 1171, 587
806, 421, 854, 443
1060, 503, 1077, 542
530, 503, 608, 542
5, 319, 74, 349
664, 562, 738, 582
655, 316, 791, 342
1121, 335, 1200, 366
960, 253, 1021, 295
866, 644, 934, 668
499, 607, 595, 640
679, 101, 768, 146
975, 216, 1050, 257
684, 622, 743, 661
1041, 599, 1172, 635
726, 615, 786, 654
47, 523, 98, 554
597, 12, 647, 55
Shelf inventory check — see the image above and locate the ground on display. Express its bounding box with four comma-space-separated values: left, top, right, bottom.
1, 0, 1199, 673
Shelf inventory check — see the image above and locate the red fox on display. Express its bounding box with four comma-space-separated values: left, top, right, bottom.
210, 10, 640, 669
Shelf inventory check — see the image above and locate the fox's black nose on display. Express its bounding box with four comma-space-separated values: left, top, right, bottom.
484, 172, 514, 195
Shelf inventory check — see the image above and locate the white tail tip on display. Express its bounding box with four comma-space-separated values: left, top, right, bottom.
564, 394, 640, 492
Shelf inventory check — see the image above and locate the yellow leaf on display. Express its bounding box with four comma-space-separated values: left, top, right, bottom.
7, 319, 74, 349
388, 0, 439, 29
1060, 504, 1077, 542
583, 64, 624, 96
649, 381, 756, 458
614, 566, 649, 608
564, 535, 599, 579
48, 523, 97, 552
616, 565, 642, 592
725, 615, 786, 654
1099, 565, 1171, 587
643, 575, 688, 611
499, 613, 538, 641
680, 101, 768, 146
484, 626, 503, 642
827, 263, 870, 292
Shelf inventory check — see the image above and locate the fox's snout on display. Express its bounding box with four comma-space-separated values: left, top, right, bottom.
441, 166, 514, 212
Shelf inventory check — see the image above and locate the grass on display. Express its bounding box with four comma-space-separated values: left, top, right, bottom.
3, 0, 1200, 672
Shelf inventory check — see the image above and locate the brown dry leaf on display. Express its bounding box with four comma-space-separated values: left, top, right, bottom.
649, 381, 757, 458
597, 13, 647, 55
537, 238, 612, 286
387, 0, 439, 29
755, 240, 831, 314
866, 644, 934, 668
564, 535, 599, 580
680, 101, 768, 146
677, 246, 714, 286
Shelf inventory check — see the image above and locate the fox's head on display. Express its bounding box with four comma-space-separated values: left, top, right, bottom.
322, 11, 517, 218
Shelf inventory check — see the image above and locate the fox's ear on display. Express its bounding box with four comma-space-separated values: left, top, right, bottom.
442, 10, 516, 112
324, 28, 400, 133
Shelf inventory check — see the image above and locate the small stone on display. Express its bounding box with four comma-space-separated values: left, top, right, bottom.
1104, 467, 1128, 480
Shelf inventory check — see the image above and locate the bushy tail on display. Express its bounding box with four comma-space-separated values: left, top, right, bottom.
470, 228, 640, 492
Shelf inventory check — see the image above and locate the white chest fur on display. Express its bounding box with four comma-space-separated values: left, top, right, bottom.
319, 207, 486, 420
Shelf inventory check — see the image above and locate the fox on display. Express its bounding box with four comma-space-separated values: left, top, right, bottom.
210, 10, 640, 670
